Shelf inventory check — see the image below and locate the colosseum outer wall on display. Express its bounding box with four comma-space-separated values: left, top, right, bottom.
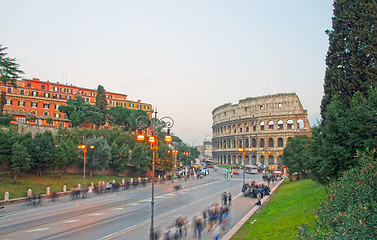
212, 93, 311, 167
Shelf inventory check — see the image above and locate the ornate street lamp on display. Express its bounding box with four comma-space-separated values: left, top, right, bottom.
136, 110, 174, 240
77, 144, 94, 199
238, 147, 252, 186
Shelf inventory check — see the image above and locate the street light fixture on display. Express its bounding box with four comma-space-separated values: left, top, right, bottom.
136, 110, 174, 240
77, 144, 94, 199
238, 147, 252, 186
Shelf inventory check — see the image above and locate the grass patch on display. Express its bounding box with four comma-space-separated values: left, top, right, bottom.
232, 179, 327, 240
0, 173, 130, 200
219, 164, 242, 169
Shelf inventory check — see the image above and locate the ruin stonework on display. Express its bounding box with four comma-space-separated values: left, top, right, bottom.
212, 93, 311, 166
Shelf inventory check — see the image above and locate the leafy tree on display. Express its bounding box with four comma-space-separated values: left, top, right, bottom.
297, 150, 377, 239
109, 142, 130, 173
130, 143, 151, 172
0, 45, 23, 88
10, 141, 31, 183
320, 0, 377, 116
46, 117, 53, 125
0, 130, 18, 164
26, 113, 36, 123
108, 106, 132, 130
59, 96, 103, 127
0, 112, 13, 126
30, 131, 57, 175
309, 90, 377, 184
129, 109, 150, 131
95, 85, 107, 126
84, 137, 111, 176
55, 140, 78, 178
282, 135, 312, 178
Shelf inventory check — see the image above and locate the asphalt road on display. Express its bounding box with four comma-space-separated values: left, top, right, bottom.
0, 168, 267, 240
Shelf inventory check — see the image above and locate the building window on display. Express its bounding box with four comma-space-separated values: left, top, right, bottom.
41, 85, 45, 90
61, 87, 66, 92
20, 89, 24, 95
18, 100, 25, 106
44, 93, 50, 98
91, 92, 95, 96
26, 83, 31, 87
85, 98, 89, 102
78, 90, 83, 95
16, 118, 26, 124
55, 105, 59, 110
43, 103, 50, 109
31, 102, 38, 107
43, 112, 48, 116
32, 91, 38, 97
36, 120, 42, 125
60, 122, 65, 127
260, 105, 264, 110
6, 99, 12, 105
278, 103, 282, 108
55, 113, 60, 118
53, 87, 59, 91
67, 88, 72, 93
7, 88, 12, 93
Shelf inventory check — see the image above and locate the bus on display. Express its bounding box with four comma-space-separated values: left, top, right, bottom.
205, 160, 215, 168
245, 165, 258, 174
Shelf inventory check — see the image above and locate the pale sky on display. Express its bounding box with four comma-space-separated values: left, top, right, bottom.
1, 0, 334, 145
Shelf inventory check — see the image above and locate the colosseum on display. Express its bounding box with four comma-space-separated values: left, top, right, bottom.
212, 93, 311, 167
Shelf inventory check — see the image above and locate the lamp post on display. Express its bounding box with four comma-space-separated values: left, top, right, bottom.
136, 110, 174, 240
77, 144, 94, 199
238, 147, 252, 186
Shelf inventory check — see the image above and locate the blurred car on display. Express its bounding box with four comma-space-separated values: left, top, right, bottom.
231, 169, 240, 175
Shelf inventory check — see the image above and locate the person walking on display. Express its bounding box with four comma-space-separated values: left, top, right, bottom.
228, 192, 232, 206
195, 217, 204, 239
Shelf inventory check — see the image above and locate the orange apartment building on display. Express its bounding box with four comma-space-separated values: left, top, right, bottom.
0, 78, 153, 128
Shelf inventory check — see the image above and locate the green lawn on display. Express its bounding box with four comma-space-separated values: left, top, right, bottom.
0, 173, 130, 200
232, 179, 327, 240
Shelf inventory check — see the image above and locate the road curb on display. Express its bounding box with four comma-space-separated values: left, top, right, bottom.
221, 178, 285, 240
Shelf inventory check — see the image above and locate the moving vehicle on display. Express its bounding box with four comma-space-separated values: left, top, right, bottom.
205, 160, 215, 168
245, 164, 258, 174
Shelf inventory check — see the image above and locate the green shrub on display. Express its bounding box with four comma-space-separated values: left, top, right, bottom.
297, 150, 377, 239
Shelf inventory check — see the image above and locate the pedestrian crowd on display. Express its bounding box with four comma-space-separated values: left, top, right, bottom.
241, 180, 271, 205
157, 192, 232, 240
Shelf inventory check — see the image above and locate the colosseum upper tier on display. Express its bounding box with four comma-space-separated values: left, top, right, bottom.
212, 93, 311, 166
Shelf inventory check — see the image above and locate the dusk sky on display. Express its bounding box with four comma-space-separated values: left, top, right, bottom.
1, 0, 334, 145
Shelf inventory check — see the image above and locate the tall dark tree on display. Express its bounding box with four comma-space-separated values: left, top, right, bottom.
95, 85, 108, 126
10, 141, 32, 183
0, 45, 24, 114
320, 0, 377, 116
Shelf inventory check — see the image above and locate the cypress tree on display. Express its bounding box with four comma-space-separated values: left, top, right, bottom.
95, 85, 108, 126
320, 0, 377, 116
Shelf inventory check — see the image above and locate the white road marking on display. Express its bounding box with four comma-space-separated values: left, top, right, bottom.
90, 213, 105, 216
64, 220, 79, 223
26, 228, 50, 232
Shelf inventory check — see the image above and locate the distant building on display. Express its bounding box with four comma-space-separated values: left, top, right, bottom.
0, 78, 152, 128
212, 93, 311, 166
201, 136, 212, 159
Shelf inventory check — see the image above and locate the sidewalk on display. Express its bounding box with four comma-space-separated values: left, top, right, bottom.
221, 178, 285, 240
